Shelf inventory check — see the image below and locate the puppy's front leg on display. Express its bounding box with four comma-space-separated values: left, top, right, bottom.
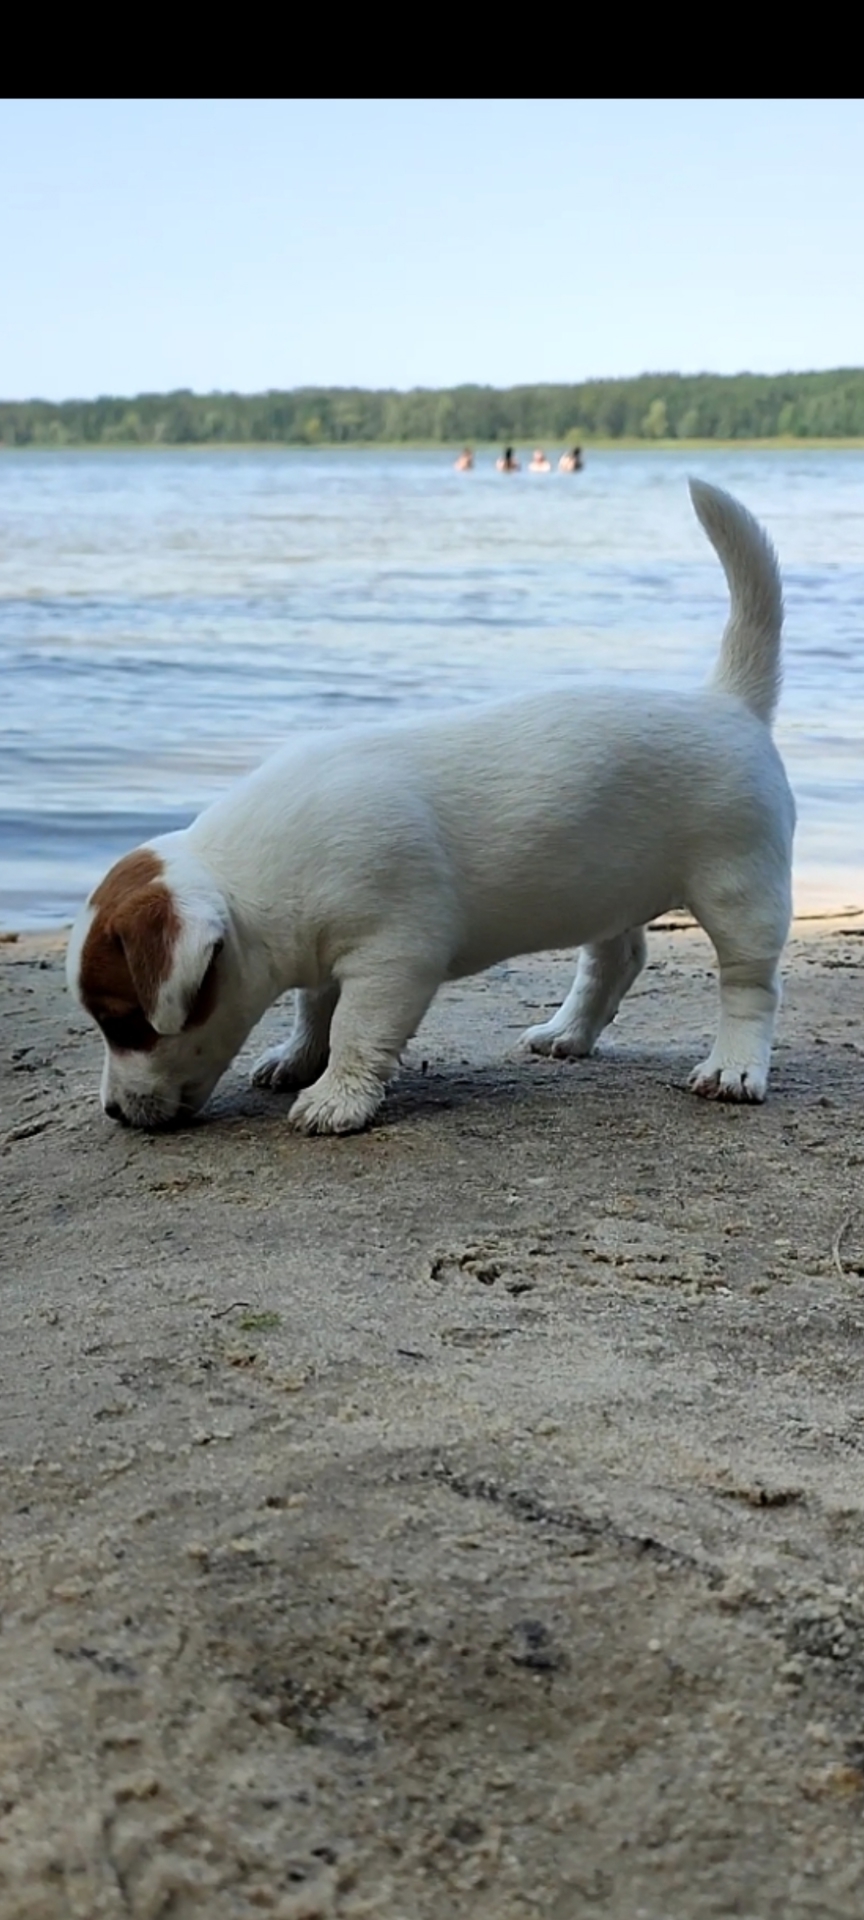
289, 956, 440, 1136
251, 982, 339, 1092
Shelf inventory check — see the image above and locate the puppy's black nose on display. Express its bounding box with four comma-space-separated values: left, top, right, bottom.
104, 1100, 125, 1123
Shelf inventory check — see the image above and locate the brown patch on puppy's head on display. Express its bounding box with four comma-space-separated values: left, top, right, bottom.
80, 849, 179, 1050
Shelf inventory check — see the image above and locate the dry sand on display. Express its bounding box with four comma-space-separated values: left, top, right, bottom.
2, 915, 864, 1919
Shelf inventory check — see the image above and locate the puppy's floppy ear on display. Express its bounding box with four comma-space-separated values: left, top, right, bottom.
151, 902, 226, 1036
114, 890, 226, 1036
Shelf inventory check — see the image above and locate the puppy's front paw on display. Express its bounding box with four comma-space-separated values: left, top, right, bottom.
251, 1041, 321, 1092
521, 1019, 594, 1060
688, 1058, 767, 1104
289, 1067, 385, 1136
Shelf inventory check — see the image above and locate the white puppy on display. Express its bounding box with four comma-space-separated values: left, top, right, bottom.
67, 480, 795, 1135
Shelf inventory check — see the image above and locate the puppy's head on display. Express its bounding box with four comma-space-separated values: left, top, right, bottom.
67, 846, 244, 1129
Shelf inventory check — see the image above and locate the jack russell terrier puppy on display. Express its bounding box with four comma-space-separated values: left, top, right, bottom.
67, 480, 795, 1136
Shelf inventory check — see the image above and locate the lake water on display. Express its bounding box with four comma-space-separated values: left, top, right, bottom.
1, 447, 862, 929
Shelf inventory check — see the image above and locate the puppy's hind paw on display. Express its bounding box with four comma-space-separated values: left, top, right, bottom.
688, 1059, 767, 1104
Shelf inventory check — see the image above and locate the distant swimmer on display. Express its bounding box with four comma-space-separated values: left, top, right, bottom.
496, 446, 520, 472
559, 445, 584, 473
454, 447, 474, 471
528, 448, 552, 472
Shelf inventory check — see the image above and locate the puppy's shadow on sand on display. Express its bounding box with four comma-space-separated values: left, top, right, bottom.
200, 1045, 718, 1138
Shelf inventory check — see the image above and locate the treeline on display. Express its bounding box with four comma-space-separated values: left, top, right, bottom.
3, 369, 864, 447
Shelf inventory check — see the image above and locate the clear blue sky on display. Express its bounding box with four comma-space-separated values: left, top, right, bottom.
2, 99, 863, 401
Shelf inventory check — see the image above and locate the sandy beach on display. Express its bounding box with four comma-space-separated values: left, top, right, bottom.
2, 914, 864, 1918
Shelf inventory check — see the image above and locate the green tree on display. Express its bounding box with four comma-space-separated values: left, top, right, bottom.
642, 397, 668, 438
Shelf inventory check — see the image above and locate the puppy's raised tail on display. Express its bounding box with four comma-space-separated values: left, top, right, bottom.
689, 478, 784, 727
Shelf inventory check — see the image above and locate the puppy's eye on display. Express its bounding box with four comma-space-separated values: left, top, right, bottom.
100, 1010, 158, 1052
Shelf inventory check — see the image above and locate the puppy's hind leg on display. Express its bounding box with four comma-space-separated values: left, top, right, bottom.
522, 928, 647, 1060
687, 867, 791, 1104
251, 982, 339, 1091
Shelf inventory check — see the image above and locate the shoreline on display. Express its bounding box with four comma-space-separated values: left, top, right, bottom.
4, 436, 864, 454
5, 906, 864, 968
6, 884, 863, 945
